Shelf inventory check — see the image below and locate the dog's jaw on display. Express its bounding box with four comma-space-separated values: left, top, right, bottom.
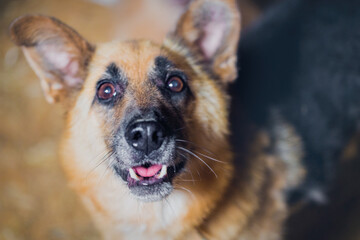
113, 159, 186, 202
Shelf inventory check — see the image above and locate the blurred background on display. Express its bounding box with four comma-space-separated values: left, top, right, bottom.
0, 0, 359, 239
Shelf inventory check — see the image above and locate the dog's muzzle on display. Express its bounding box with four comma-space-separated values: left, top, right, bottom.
112, 110, 186, 202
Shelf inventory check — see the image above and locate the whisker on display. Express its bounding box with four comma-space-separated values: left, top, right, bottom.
88, 148, 111, 166
175, 186, 196, 200
177, 146, 218, 178
195, 168, 201, 178
177, 151, 197, 183
86, 150, 115, 179
174, 126, 186, 132
193, 150, 226, 164
175, 139, 214, 155
179, 151, 201, 179
177, 152, 188, 160
163, 197, 176, 221
177, 178, 198, 182
187, 169, 196, 184
176, 169, 197, 183
97, 153, 117, 186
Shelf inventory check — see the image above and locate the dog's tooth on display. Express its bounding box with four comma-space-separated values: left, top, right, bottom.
157, 165, 167, 179
129, 168, 140, 181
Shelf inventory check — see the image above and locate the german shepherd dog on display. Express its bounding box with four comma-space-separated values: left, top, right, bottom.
9, 0, 302, 239
236, 0, 360, 205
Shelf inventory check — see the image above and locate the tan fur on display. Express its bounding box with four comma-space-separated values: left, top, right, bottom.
10, 1, 291, 239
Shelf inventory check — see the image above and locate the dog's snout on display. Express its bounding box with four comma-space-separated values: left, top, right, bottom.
125, 121, 165, 155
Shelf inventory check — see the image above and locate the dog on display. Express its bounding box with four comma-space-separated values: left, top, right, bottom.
235, 0, 360, 203
233, 0, 360, 238
9, 0, 301, 239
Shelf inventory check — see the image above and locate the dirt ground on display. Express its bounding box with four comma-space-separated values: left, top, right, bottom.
1, 0, 359, 240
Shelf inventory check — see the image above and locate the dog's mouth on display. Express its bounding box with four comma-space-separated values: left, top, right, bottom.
114, 160, 185, 202
127, 164, 168, 187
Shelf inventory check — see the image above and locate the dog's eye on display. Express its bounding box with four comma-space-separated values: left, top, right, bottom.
167, 76, 184, 93
97, 82, 116, 100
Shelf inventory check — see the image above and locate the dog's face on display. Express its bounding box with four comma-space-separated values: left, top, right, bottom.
86, 41, 195, 201
10, 0, 240, 202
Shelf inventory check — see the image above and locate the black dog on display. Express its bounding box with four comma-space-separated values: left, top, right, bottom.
232, 0, 360, 203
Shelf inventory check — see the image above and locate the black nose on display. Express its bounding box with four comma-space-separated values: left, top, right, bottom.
125, 121, 165, 155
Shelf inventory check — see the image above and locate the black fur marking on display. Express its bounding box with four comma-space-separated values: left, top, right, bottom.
151, 56, 191, 105
154, 56, 174, 81
105, 62, 127, 85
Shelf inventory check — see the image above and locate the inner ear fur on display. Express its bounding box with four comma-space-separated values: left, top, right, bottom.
174, 0, 241, 83
9, 15, 95, 103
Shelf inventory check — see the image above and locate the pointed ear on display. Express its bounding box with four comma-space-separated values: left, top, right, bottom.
174, 0, 240, 83
9, 15, 95, 103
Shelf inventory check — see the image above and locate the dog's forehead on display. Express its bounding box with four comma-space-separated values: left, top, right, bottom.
87, 40, 169, 87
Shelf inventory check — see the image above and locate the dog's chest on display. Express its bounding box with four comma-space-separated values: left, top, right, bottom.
80, 175, 192, 239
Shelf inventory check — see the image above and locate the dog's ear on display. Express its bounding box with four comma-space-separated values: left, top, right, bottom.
174, 0, 240, 83
9, 15, 95, 103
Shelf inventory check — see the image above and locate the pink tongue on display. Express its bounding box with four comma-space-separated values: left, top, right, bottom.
134, 164, 162, 177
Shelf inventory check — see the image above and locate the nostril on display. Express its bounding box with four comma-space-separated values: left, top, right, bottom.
130, 130, 143, 148
152, 131, 163, 145
152, 132, 159, 144
132, 130, 142, 141
126, 126, 146, 150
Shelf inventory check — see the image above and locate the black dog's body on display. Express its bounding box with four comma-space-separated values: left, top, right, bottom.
232, 0, 360, 201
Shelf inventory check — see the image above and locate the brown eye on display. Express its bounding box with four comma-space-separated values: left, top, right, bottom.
97, 82, 116, 100
167, 76, 184, 92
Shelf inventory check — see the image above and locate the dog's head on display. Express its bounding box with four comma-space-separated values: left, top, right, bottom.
10, 0, 240, 202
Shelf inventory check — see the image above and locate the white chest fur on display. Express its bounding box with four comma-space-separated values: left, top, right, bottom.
79, 173, 192, 240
